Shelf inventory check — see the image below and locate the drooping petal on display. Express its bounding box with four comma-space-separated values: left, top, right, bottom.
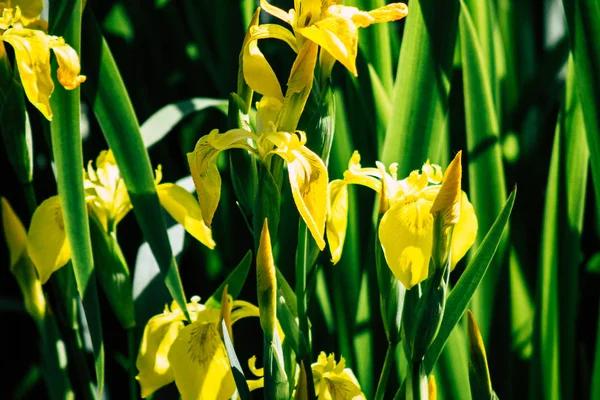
187, 129, 257, 226
167, 320, 236, 400
326, 180, 348, 264
243, 26, 284, 102
27, 196, 71, 284
260, 0, 293, 26
450, 192, 478, 270
1, 28, 54, 119
157, 183, 216, 250
136, 308, 186, 398
298, 16, 359, 76
49, 36, 86, 90
378, 197, 434, 289
283, 145, 328, 250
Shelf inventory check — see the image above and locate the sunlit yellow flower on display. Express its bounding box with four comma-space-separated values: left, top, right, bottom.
312, 352, 366, 399
136, 296, 260, 399
0, 0, 86, 120
252, 0, 408, 78
327, 151, 477, 289
1, 197, 46, 325
187, 96, 328, 250
27, 150, 215, 283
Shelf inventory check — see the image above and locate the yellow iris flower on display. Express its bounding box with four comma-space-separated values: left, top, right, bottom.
27, 150, 215, 283
312, 352, 366, 399
187, 96, 328, 250
327, 151, 478, 289
136, 296, 259, 399
0, 0, 86, 120
250, 0, 408, 80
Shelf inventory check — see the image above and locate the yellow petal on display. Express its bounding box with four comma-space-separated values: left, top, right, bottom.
1, 196, 27, 269
256, 96, 283, 134
428, 375, 437, 400
298, 16, 359, 76
326, 3, 408, 28
257, 220, 277, 335
431, 151, 462, 225
167, 320, 236, 400
187, 129, 257, 226
260, 0, 293, 26
311, 352, 366, 399
136, 308, 186, 398
12, 0, 44, 24
365, 3, 409, 25
326, 180, 348, 264
243, 26, 284, 102
283, 146, 328, 250
343, 151, 382, 194
450, 192, 478, 270
378, 197, 434, 289
49, 37, 86, 90
27, 196, 71, 284
1, 28, 54, 119
157, 183, 216, 250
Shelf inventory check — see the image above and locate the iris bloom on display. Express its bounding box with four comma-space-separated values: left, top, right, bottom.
187, 96, 328, 250
136, 296, 259, 399
27, 150, 215, 283
326, 151, 478, 289
247, 0, 408, 83
0, 0, 86, 120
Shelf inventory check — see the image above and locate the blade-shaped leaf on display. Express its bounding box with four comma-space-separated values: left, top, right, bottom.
81, 10, 189, 318
49, 0, 104, 392
221, 320, 251, 400
424, 188, 516, 373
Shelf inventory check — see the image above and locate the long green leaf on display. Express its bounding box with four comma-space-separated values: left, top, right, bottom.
424, 188, 516, 374
459, 0, 508, 344
381, 0, 459, 171
205, 251, 253, 308
221, 320, 251, 400
49, 0, 104, 392
562, 0, 600, 223
81, 10, 189, 318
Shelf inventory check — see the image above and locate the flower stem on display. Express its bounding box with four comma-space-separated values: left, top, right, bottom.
374, 342, 398, 400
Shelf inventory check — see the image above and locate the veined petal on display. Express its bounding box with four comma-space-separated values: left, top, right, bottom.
295, 0, 322, 28
157, 183, 216, 250
49, 36, 86, 90
187, 129, 257, 226
378, 197, 434, 289
1, 28, 54, 119
168, 320, 236, 400
27, 196, 71, 284
282, 146, 328, 250
450, 192, 477, 270
298, 16, 359, 76
136, 308, 186, 398
326, 180, 348, 264
243, 26, 284, 102
260, 0, 293, 26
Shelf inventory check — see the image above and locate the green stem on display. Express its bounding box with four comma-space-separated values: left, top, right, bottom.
128, 329, 136, 400
374, 342, 398, 400
407, 361, 428, 400
295, 221, 316, 398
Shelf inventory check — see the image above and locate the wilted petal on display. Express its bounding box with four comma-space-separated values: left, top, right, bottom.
27, 196, 71, 284
187, 129, 257, 226
450, 192, 477, 270
298, 16, 359, 76
283, 146, 328, 250
326, 180, 348, 264
1, 28, 54, 119
49, 37, 86, 90
378, 197, 434, 289
136, 308, 185, 398
157, 183, 216, 250
168, 319, 236, 400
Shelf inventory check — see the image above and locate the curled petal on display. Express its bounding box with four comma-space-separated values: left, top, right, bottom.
326, 180, 348, 264
187, 129, 256, 226
243, 27, 284, 102
49, 37, 86, 90
136, 309, 185, 398
282, 146, 328, 250
378, 197, 434, 289
157, 183, 216, 250
450, 192, 478, 269
27, 196, 71, 284
260, 0, 293, 26
343, 151, 382, 194
1, 28, 54, 119
167, 320, 236, 400
365, 3, 409, 25
298, 16, 359, 76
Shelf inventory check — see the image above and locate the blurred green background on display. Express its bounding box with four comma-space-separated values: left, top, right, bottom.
1, 0, 599, 399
